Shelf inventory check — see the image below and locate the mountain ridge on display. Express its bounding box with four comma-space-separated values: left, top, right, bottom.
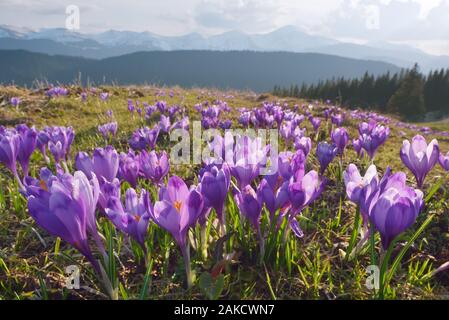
1, 24, 447, 72
0, 49, 400, 91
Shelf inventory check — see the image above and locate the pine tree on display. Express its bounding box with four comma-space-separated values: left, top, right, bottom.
387, 64, 426, 120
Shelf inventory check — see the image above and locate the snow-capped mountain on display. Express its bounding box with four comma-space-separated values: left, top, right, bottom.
1, 25, 448, 71
25, 28, 88, 43
0, 25, 32, 39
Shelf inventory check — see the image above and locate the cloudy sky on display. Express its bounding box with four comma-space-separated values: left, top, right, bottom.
1, 0, 449, 54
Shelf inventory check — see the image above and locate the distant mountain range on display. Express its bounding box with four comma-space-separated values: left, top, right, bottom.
0, 50, 400, 91
1, 25, 449, 72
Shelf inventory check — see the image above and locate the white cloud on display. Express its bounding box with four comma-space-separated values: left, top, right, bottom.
0, 0, 448, 53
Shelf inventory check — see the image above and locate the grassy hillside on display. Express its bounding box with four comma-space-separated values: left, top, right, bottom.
0, 85, 448, 300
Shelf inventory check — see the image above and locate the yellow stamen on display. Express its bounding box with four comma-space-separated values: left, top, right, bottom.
174, 201, 182, 213
39, 180, 48, 191
134, 215, 141, 222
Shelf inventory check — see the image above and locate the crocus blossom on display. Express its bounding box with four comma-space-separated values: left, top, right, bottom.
368, 172, 424, 249
400, 135, 439, 188
360, 125, 390, 159
129, 126, 160, 151
287, 170, 326, 237
16, 124, 38, 178
0, 129, 21, 184
75, 146, 119, 182
352, 138, 363, 157
47, 126, 75, 164
139, 150, 170, 184
105, 188, 152, 249
234, 185, 262, 232
151, 176, 203, 288
344, 164, 385, 224
10, 97, 20, 108
440, 152, 449, 171
331, 127, 349, 154
198, 164, 231, 224
229, 135, 268, 188
118, 150, 140, 187
316, 142, 337, 175
98, 122, 118, 141
25, 170, 101, 271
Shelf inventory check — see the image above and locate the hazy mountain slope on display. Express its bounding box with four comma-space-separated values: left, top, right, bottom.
0, 25, 447, 71
0, 38, 154, 59
0, 50, 400, 91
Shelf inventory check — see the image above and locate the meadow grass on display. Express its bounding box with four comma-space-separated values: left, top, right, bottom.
0, 85, 448, 300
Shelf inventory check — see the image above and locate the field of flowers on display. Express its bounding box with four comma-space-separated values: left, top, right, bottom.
0, 85, 448, 300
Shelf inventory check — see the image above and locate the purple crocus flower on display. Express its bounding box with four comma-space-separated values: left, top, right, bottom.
344, 164, 382, 225
293, 127, 306, 140
198, 164, 231, 224
352, 138, 363, 157
287, 170, 326, 237
105, 188, 152, 250
156, 101, 167, 113
278, 150, 306, 181
25, 170, 101, 272
238, 112, 251, 127
100, 92, 109, 101
127, 100, 135, 113
331, 114, 344, 127
234, 185, 262, 232
273, 112, 283, 128
75, 146, 119, 182
117, 150, 139, 187
229, 135, 268, 188
344, 164, 378, 204
219, 120, 232, 130
10, 97, 21, 108
400, 135, 439, 188
440, 152, 449, 171
309, 117, 321, 132
159, 115, 171, 133
293, 114, 305, 127
172, 105, 182, 118
358, 120, 377, 135
368, 173, 424, 249
256, 175, 290, 219
316, 142, 338, 175
279, 121, 295, 142
139, 150, 170, 184
360, 125, 390, 159
80, 92, 87, 102
294, 136, 312, 157
171, 117, 189, 131
47, 126, 75, 164
151, 176, 204, 288
331, 127, 349, 154
98, 122, 118, 141
0, 129, 21, 184
323, 109, 330, 121
154, 176, 204, 247
129, 126, 160, 151
16, 124, 37, 177
46, 86, 68, 98
98, 178, 121, 211
36, 130, 50, 164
